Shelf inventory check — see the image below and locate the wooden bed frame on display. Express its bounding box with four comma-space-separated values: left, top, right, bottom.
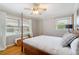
23, 43, 50, 55
20, 13, 77, 55
20, 11, 49, 55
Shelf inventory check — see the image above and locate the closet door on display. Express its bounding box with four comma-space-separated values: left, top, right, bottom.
0, 12, 6, 50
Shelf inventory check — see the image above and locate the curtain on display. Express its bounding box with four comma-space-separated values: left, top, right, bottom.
0, 12, 6, 50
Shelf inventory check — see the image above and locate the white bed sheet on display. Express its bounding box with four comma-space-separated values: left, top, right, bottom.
23, 35, 72, 55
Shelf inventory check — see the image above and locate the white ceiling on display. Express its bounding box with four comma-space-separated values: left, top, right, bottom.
0, 3, 78, 19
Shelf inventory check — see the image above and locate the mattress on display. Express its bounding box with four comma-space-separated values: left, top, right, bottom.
23, 35, 72, 55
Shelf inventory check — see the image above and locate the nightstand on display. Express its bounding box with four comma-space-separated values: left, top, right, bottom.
16, 39, 22, 46
16, 37, 27, 47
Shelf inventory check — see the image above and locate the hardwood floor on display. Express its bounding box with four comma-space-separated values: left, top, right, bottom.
0, 45, 24, 55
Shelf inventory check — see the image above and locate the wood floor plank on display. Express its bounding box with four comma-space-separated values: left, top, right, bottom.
0, 45, 24, 55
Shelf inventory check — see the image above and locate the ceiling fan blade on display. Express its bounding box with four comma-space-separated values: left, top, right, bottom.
33, 3, 40, 7
24, 8, 32, 10
38, 8, 47, 11
42, 8, 47, 11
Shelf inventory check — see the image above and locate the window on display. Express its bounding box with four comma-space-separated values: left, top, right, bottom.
6, 17, 32, 37
56, 17, 72, 30
23, 19, 32, 37
6, 18, 19, 36
56, 20, 67, 30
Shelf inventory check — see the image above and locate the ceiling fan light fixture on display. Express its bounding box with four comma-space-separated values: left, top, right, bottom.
24, 3, 47, 15
32, 10, 39, 15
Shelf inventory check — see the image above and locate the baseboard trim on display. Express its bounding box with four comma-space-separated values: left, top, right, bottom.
7, 43, 16, 48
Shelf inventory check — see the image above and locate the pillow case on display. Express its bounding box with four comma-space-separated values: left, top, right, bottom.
62, 33, 77, 47
70, 38, 79, 55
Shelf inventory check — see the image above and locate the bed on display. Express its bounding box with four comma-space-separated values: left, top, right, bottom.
23, 35, 72, 55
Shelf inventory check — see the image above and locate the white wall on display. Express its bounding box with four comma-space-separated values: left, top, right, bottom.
38, 18, 67, 37
32, 19, 40, 37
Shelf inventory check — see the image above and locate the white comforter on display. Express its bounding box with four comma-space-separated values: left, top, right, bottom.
23, 35, 72, 55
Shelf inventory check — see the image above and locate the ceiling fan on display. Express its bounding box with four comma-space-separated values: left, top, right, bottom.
24, 3, 47, 15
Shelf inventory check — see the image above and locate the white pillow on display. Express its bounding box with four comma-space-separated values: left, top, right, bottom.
70, 38, 79, 55
62, 33, 76, 47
